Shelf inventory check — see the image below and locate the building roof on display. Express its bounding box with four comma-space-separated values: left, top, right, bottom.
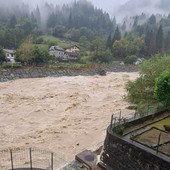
49, 46, 64, 51
64, 45, 79, 50
3, 49, 16, 54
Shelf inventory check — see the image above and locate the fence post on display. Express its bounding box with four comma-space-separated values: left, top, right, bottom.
110, 114, 114, 132
114, 118, 116, 128
119, 110, 122, 124
147, 104, 150, 115
10, 149, 14, 170
30, 148, 32, 170
51, 152, 53, 170
157, 133, 161, 154
134, 111, 136, 119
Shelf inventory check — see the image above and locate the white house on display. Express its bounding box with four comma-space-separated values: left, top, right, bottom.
3, 49, 16, 63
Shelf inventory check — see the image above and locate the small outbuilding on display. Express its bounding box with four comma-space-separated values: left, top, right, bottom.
3, 49, 16, 63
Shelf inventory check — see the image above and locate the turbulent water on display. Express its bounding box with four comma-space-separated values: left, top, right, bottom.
0, 72, 138, 161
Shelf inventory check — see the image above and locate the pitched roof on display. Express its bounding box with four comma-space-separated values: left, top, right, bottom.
64, 45, 79, 50
49, 46, 64, 51
3, 49, 16, 54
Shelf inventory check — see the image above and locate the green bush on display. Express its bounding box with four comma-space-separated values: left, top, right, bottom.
113, 125, 125, 135
124, 55, 137, 64
154, 70, 170, 106
126, 55, 170, 113
78, 56, 91, 64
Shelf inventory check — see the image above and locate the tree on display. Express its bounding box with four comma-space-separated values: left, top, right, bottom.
90, 37, 113, 62
156, 25, 164, 54
102, 48, 113, 63
126, 55, 170, 112
3, 29, 16, 49
112, 39, 128, 59
122, 21, 126, 33
52, 25, 66, 38
8, 15, 17, 28
17, 37, 36, 65
79, 36, 90, 55
112, 16, 116, 31
68, 13, 73, 29
47, 12, 56, 28
35, 5, 41, 26
106, 33, 112, 49
154, 70, 170, 106
133, 16, 138, 29
90, 37, 105, 62
31, 12, 37, 24
112, 26, 121, 44
0, 47, 6, 64
124, 55, 137, 64
32, 46, 52, 65
80, 27, 94, 41
70, 28, 80, 42
165, 30, 170, 53
148, 31, 156, 56
18, 18, 34, 35
148, 15, 156, 25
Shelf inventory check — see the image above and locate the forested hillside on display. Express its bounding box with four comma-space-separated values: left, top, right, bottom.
0, 0, 170, 65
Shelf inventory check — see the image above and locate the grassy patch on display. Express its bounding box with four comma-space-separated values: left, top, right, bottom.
133, 128, 170, 147
157, 142, 170, 156
48, 63, 93, 71
40, 35, 58, 44
150, 116, 170, 130
40, 35, 78, 48
35, 44, 48, 50
1, 63, 22, 69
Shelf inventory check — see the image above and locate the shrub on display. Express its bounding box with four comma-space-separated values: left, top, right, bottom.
154, 70, 170, 106
124, 55, 137, 64
126, 55, 170, 113
113, 125, 125, 135
79, 56, 92, 64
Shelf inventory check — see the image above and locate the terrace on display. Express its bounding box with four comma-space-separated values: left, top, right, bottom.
99, 108, 170, 170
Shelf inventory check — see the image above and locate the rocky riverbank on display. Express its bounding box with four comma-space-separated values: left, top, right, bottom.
0, 64, 138, 82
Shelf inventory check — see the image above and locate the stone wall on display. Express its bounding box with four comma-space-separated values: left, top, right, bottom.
0, 64, 138, 82
101, 126, 170, 170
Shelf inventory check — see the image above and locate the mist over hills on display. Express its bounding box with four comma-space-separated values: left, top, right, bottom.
1, 0, 170, 22
116, 0, 170, 20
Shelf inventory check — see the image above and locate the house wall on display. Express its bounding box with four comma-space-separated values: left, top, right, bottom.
65, 47, 79, 53
4, 52, 15, 63
49, 51, 64, 59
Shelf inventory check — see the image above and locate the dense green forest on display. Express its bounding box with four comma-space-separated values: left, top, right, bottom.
0, 0, 170, 65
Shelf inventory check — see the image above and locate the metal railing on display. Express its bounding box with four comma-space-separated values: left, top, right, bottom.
0, 147, 67, 170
